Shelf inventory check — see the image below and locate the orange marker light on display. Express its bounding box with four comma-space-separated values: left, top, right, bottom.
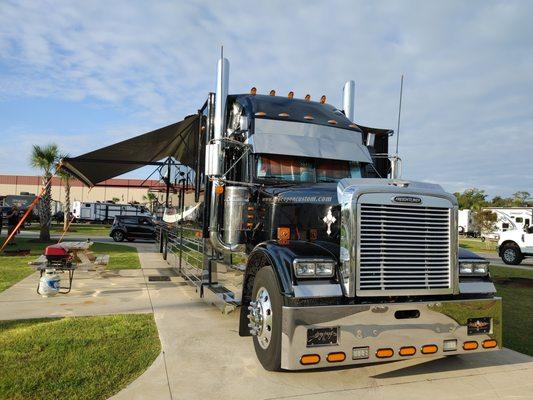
278, 112, 289, 117
327, 119, 338, 125
288, 91, 294, 99
269, 89, 276, 96
304, 115, 314, 120
255, 111, 266, 117
376, 348, 394, 358
399, 346, 416, 356
300, 354, 320, 365
215, 185, 224, 195
320, 95, 327, 104
482, 339, 497, 349
326, 352, 346, 363
421, 345, 438, 354
304, 94, 311, 101
349, 123, 359, 129
463, 341, 478, 350
250, 87, 257, 95
277, 227, 290, 244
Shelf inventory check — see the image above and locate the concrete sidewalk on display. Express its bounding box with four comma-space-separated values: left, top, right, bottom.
112, 244, 533, 400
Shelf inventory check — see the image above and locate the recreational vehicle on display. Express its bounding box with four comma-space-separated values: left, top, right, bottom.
72, 201, 151, 223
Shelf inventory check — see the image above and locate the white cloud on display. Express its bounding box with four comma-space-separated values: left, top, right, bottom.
0, 0, 532, 196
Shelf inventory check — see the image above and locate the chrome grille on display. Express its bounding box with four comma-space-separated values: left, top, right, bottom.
358, 203, 451, 293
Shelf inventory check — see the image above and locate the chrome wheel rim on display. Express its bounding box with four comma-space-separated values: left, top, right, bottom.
503, 248, 516, 262
247, 287, 273, 349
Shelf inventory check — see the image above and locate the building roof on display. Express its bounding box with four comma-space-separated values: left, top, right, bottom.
0, 175, 166, 189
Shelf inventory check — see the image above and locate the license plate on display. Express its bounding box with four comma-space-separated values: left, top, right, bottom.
306, 327, 338, 347
467, 317, 491, 334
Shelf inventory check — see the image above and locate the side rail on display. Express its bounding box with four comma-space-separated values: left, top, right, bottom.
155, 222, 205, 288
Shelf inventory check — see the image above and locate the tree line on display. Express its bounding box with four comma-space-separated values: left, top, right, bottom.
454, 188, 532, 210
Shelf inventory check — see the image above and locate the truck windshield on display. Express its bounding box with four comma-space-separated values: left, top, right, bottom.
256, 154, 362, 183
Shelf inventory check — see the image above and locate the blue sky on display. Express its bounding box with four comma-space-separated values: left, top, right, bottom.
1, 0, 532, 197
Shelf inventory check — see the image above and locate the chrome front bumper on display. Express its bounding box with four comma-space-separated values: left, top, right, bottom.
281, 297, 502, 370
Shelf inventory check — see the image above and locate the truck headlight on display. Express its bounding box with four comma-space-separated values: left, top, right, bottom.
294, 260, 335, 278
315, 262, 335, 277
459, 262, 489, 275
460, 263, 474, 274
294, 262, 316, 277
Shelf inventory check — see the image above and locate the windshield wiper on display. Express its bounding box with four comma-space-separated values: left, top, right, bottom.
317, 177, 338, 183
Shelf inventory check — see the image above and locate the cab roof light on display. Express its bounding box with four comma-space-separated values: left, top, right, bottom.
463, 341, 478, 350
376, 348, 394, 358
399, 346, 416, 356
349, 123, 359, 129
288, 91, 294, 99
304, 115, 314, 120
304, 94, 311, 101
250, 87, 257, 95
421, 344, 438, 354
269, 89, 276, 96
278, 112, 290, 117
326, 352, 346, 363
300, 354, 320, 365
482, 339, 497, 349
327, 119, 338, 125
320, 95, 327, 104
254, 111, 266, 117
277, 227, 290, 245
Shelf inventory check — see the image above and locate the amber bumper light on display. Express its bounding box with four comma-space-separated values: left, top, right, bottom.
300, 354, 320, 365
326, 352, 346, 363
421, 345, 438, 354
376, 348, 394, 358
482, 339, 497, 349
463, 341, 478, 350
399, 346, 416, 356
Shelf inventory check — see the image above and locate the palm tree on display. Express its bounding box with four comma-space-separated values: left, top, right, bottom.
56, 153, 72, 231
30, 144, 59, 241
143, 192, 158, 213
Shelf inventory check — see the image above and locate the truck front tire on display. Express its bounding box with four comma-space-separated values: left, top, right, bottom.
250, 266, 282, 371
501, 244, 523, 265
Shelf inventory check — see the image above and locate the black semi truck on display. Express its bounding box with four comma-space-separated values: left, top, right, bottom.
154, 57, 502, 371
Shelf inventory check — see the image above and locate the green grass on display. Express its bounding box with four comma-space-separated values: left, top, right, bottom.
491, 265, 533, 355
459, 237, 497, 253
0, 237, 140, 293
24, 223, 112, 236
0, 256, 34, 293
0, 314, 161, 400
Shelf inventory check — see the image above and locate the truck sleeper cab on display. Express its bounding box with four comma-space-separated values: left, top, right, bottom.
174, 57, 501, 371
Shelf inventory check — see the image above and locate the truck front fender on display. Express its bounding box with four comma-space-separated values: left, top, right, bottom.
238, 240, 337, 336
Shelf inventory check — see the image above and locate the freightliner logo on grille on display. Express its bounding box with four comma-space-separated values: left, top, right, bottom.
392, 195, 422, 204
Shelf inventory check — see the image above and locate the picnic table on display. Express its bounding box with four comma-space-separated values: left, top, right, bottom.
28, 241, 109, 295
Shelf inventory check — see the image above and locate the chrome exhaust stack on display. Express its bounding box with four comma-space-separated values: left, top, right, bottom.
207, 56, 244, 253
343, 80, 356, 122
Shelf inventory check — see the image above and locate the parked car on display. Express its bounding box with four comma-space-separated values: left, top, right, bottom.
109, 216, 156, 242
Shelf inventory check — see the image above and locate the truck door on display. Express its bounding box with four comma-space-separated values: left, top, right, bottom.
524, 227, 533, 254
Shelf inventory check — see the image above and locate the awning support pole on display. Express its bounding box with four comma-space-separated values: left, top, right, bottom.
165, 157, 171, 208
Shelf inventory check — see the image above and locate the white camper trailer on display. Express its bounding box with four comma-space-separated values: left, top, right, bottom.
458, 209, 478, 236
72, 201, 151, 223
482, 207, 533, 232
